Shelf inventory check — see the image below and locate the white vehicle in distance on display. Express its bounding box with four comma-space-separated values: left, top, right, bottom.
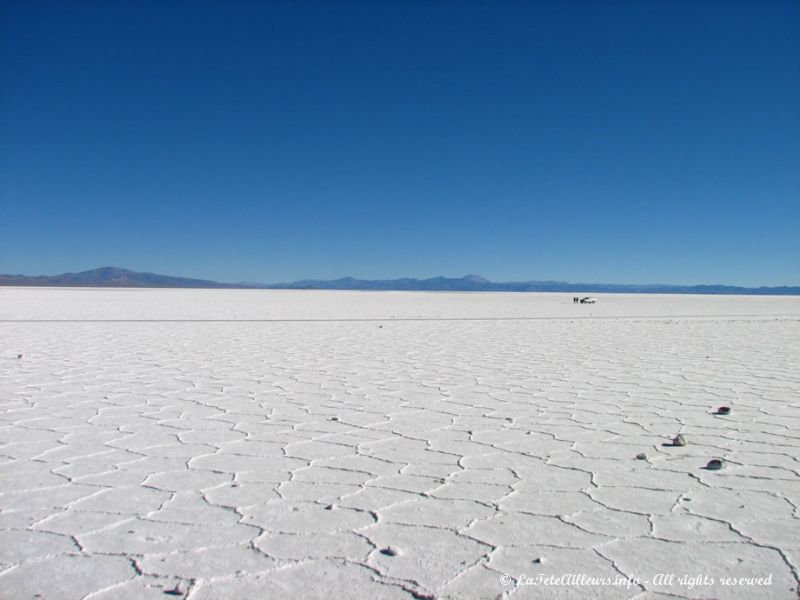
580, 297, 597, 304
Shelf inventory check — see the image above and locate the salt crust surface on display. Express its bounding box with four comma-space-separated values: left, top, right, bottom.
0, 289, 798, 599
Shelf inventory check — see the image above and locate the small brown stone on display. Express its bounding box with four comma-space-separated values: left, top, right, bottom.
164, 583, 185, 596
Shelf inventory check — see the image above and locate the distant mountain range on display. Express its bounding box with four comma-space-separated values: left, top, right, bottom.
0, 267, 236, 289
1, 266, 798, 295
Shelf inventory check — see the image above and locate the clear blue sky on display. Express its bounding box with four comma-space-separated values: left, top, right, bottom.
1, 0, 798, 286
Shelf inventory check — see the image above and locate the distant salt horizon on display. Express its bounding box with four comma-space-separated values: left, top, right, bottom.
1, 266, 798, 296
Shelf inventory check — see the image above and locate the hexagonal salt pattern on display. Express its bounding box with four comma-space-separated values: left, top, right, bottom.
1, 290, 798, 599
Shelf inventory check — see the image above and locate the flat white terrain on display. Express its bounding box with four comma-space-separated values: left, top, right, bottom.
1, 289, 798, 599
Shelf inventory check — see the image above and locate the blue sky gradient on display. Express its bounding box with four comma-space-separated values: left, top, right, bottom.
1, 0, 798, 285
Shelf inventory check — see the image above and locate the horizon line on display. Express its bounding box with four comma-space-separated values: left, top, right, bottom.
1, 265, 798, 292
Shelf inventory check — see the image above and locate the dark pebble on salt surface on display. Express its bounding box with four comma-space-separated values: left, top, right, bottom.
164, 583, 185, 596
705, 459, 724, 470
17, 353, 23, 359
533, 557, 545, 564
716, 406, 731, 415
380, 546, 399, 556
324, 504, 335, 510
635, 453, 647, 460
672, 434, 687, 447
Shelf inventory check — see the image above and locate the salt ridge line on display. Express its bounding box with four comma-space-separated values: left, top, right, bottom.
1, 314, 799, 323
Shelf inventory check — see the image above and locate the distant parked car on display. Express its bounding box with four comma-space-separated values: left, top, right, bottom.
580, 297, 597, 304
